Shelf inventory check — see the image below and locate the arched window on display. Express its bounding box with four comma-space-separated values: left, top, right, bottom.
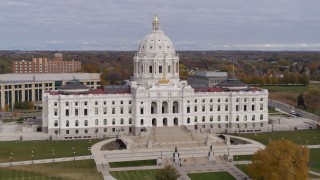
187, 118, 190, 124
252, 115, 255, 121
260, 114, 263, 120
218, 115, 221, 121
95, 119, 98, 125
84, 120, 88, 126
66, 120, 69, 127
244, 115, 247, 121
140, 119, 144, 125
210, 116, 213, 122
225, 115, 228, 121
75, 120, 79, 127
54, 120, 58, 127
236, 115, 239, 121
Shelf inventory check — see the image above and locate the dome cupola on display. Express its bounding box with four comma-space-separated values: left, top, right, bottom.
133, 16, 180, 87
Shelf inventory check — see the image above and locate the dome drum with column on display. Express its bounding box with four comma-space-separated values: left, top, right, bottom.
133, 16, 180, 86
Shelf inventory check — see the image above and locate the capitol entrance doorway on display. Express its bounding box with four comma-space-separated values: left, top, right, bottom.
174, 118, 178, 126
152, 118, 157, 126
163, 118, 168, 126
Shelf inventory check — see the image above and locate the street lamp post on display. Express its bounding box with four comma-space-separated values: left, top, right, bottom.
88, 147, 91, 159
31, 150, 34, 165
52, 149, 55, 162
9, 157, 12, 166
73, 151, 76, 161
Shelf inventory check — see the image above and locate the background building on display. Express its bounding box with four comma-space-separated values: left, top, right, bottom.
12, 53, 81, 73
188, 71, 228, 87
0, 73, 100, 110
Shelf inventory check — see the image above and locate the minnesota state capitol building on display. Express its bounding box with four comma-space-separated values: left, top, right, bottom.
42, 17, 269, 138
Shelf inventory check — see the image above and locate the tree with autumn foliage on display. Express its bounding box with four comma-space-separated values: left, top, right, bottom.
248, 140, 309, 180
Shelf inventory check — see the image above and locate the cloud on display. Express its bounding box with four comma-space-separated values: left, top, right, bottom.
0, 0, 319, 50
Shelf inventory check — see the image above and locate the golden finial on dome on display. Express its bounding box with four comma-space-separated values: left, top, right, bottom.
152, 15, 160, 30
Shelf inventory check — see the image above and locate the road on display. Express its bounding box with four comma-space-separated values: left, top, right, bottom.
269, 99, 320, 123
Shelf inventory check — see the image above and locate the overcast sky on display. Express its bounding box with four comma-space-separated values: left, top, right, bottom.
0, 0, 320, 51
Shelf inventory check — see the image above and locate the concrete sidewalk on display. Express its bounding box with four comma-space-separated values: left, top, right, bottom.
0, 155, 92, 167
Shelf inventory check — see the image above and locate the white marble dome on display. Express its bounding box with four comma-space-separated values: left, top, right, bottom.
138, 16, 175, 54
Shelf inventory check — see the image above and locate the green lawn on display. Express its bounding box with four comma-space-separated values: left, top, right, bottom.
110, 169, 159, 180
235, 164, 248, 175
188, 172, 236, 180
310, 148, 320, 173
268, 106, 278, 113
237, 129, 320, 145
0, 140, 101, 162
109, 159, 157, 168
259, 85, 308, 93
0, 160, 103, 180
233, 155, 253, 161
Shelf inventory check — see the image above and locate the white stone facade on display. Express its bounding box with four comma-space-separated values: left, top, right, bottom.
42, 16, 268, 138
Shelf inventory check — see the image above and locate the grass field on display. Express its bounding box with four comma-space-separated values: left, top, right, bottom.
187, 172, 236, 180
237, 129, 320, 145
109, 159, 157, 168
0, 160, 103, 180
235, 164, 248, 175
258, 85, 308, 93
110, 169, 159, 180
310, 148, 320, 173
260, 85, 309, 107
0, 140, 101, 163
233, 155, 253, 161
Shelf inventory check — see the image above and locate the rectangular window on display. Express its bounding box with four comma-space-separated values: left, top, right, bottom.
84, 109, 88, 116
66, 130, 69, 134
210, 105, 213, 112
194, 106, 197, 112
202, 106, 205, 112
112, 101, 115, 105
159, 66, 162, 73
120, 101, 123, 105
218, 105, 220, 111
168, 66, 171, 73
95, 101, 98, 105
84, 101, 88, 106
65, 109, 69, 116
244, 105, 247, 111
129, 100, 132, 105
112, 108, 115, 114
252, 105, 255, 111
129, 107, 132, 114
65, 102, 69, 106
149, 66, 153, 73
187, 107, 190, 113
260, 104, 263, 110
236, 105, 239, 111
104, 128, 107, 132
120, 107, 124, 114
95, 108, 98, 115
140, 108, 144, 114
103, 108, 107, 114
225, 105, 228, 111
75, 109, 79, 116
75, 102, 78, 106
103, 101, 107, 105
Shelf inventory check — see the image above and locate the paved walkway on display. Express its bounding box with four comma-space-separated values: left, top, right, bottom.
0, 155, 92, 167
